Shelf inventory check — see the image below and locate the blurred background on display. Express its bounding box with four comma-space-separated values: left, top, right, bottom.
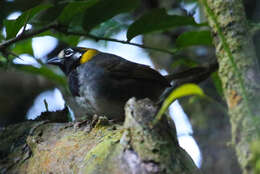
1, 0, 259, 173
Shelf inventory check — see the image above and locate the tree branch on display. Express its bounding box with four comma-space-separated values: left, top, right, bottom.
54, 29, 177, 55
0, 23, 176, 56
0, 23, 58, 50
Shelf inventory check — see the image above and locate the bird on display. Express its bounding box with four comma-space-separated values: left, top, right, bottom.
47, 47, 176, 121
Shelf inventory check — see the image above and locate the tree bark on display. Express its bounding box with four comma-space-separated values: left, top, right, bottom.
0, 98, 200, 174
199, 0, 260, 173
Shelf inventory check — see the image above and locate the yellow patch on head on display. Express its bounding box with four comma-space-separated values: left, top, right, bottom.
80, 49, 98, 64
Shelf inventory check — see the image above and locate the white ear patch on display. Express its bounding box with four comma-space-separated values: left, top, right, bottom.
73, 52, 82, 60
58, 50, 65, 59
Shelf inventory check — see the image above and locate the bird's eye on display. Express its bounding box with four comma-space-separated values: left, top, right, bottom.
64, 48, 74, 57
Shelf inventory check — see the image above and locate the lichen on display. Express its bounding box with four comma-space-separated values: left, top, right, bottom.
80, 129, 122, 174
199, 0, 260, 173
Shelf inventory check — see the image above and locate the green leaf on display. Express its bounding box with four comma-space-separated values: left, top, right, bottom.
153, 83, 204, 125
3, 20, 17, 39
4, 4, 52, 39
58, 0, 98, 25
52, 33, 80, 46
83, 0, 139, 31
176, 30, 213, 49
0, 33, 4, 41
16, 64, 66, 86
0, 55, 7, 65
34, 3, 66, 23
171, 58, 198, 69
127, 8, 202, 41
12, 39, 33, 56
90, 18, 127, 38
28, 29, 80, 46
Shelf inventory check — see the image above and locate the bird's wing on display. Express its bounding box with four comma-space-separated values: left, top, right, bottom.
96, 53, 170, 87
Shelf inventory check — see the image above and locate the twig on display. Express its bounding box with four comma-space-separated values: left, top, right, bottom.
43, 99, 49, 112
54, 28, 177, 55
20, 15, 30, 37
0, 23, 58, 50
0, 22, 177, 55
0, 23, 177, 56
5, 50, 24, 61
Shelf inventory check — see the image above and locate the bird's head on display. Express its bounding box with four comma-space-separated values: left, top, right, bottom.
47, 47, 98, 75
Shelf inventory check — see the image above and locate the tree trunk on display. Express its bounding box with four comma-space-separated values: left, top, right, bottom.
199, 0, 260, 173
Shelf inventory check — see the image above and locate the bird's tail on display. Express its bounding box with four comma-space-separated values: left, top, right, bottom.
164, 62, 218, 84
158, 62, 218, 104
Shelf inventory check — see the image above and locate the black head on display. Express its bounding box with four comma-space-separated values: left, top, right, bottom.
47, 47, 98, 75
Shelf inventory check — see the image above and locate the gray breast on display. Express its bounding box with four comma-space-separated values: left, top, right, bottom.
72, 57, 167, 120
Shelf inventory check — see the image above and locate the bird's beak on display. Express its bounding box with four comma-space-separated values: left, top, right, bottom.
46, 57, 62, 65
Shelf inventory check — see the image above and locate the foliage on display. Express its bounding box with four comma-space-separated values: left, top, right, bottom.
153, 83, 205, 125
176, 30, 212, 49
1, 0, 250, 173
250, 141, 260, 174
4, 4, 52, 39
0, 0, 214, 88
82, 0, 139, 32
0, 0, 222, 126
127, 8, 204, 41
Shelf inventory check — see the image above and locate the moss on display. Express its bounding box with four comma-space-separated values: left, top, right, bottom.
249, 140, 260, 174
81, 130, 122, 174
22, 122, 124, 174
2, 99, 200, 174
